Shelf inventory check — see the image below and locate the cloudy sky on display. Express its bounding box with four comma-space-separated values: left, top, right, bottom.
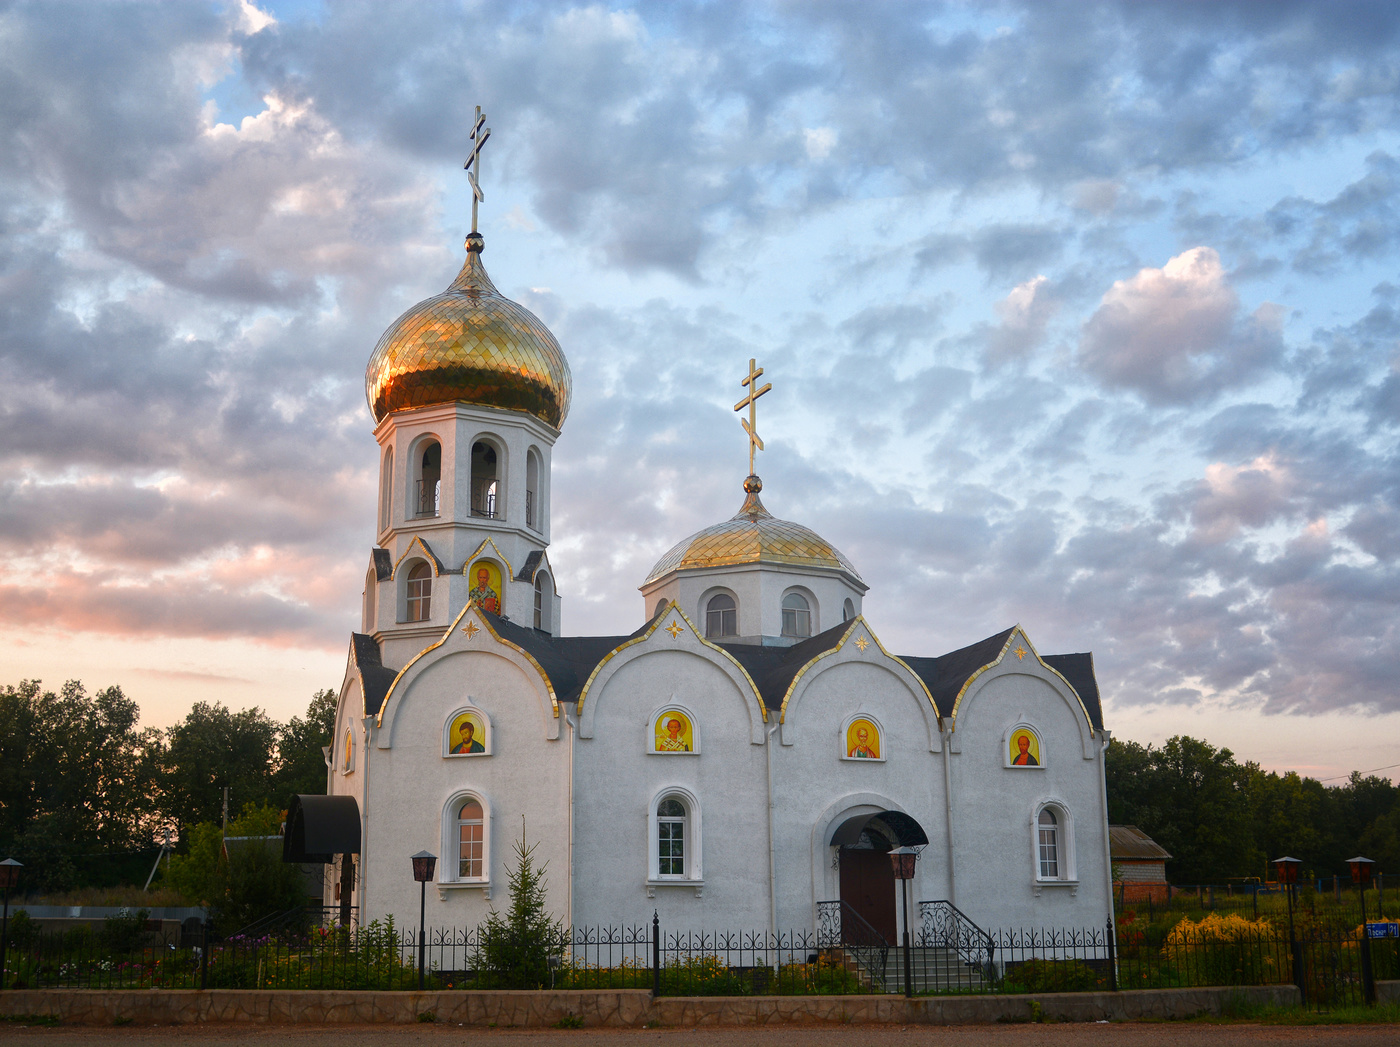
3, 0, 1399, 783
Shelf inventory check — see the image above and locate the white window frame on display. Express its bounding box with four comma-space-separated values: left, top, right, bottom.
701, 589, 739, 639
1030, 799, 1077, 893
404, 559, 433, 622
440, 790, 492, 894
647, 785, 703, 895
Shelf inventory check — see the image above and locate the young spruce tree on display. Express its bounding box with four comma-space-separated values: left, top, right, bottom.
477, 826, 569, 989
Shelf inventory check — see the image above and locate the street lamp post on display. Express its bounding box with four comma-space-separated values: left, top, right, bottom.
0, 860, 21, 992
410, 851, 438, 992
1347, 856, 1376, 1006
1273, 856, 1304, 1001
888, 847, 921, 998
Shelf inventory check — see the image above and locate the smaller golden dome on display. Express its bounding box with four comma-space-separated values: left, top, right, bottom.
365, 233, 572, 428
644, 478, 863, 585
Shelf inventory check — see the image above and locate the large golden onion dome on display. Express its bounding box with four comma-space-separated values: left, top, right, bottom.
643, 476, 863, 585
365, 232, 571, 428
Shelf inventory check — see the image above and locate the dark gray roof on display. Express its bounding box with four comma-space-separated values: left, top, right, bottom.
371, 548, 392, 581
516, 549, 543, 582
718, 621, 851, 710
350, 633, 399, 716
284, 794, 361, 863
481, 610, 649, 704
1110, 825, 1171, 861
1043, 652, 1104, 731
897, 628, 1015, 719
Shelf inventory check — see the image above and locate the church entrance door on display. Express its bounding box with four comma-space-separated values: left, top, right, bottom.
838, 848, 896, 944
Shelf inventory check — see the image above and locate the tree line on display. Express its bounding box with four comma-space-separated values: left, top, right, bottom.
2, 678, 1398, 894
0, 680, 335, 892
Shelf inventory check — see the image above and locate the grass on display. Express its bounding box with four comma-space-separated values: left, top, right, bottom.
1187, 999, 1400, 1025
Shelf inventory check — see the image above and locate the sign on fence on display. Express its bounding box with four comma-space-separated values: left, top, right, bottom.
1364, 922, 1399, 939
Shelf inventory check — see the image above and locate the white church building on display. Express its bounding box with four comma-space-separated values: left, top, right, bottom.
308, 187, 1115, 948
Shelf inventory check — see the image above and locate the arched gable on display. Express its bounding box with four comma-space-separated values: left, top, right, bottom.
778, 617, 941, 752
948, 626, 1096, 759
577, 600, 767, 744
391, 535, 445, 578
374, 601, 560, 747
464, 536, 514, 580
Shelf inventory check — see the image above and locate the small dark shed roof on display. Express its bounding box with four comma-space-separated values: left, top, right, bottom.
284, 794, 361, 863
1110, 825, 1172, 861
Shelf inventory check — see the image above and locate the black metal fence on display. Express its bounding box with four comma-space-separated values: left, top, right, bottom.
1, 909, 1395, 1006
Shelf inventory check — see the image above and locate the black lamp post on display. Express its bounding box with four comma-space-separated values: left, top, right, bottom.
1273, 856, 1304, 1000
0, 860, 21, 993
888, 846, 921, 998
410, 851, 437, 991
1347, 856, 1376, 1005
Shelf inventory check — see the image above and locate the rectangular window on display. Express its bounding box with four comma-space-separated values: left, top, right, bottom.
459, 820, 483, 878
658, 819, 685, 877
1038, 827, 1059, 879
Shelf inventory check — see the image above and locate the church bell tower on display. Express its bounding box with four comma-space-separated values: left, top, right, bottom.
358, 110, 570, 667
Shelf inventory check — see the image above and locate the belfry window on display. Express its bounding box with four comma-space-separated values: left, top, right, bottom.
1037, 809, 1059, 879
534, 571, 552, 632
657, 798, 686, 877
704, 593, 737, 639
526, 449, 540, 529
471, 441, 500, 519
380, 448, 394, 531
457, 799, 484, 879
406, 562, 432, 622
415, 442, 441, 518
781, 592, 811, 638
842, 599, 855, 622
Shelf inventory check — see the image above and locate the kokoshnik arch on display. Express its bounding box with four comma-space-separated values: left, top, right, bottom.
314, 110, 1115, 942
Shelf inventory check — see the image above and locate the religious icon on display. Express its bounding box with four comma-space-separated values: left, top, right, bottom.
342, 726, 354, 772
1009, 728, 1041, 767
467, 560, 502, 615
845, 718, 881, 760
653, 711, 694, 753
448, 710, 488, 756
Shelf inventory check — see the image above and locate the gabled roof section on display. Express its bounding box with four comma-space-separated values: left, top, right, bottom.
482, 609, 650, 705
1110, 824, 1171, 861
349, 633, 398, 716
371, 548, 392, 581
897, 627, 1016, 720
392, 535, 445, 577
516, 549, 544, 582
718, 620, 851, 711
464, 536, 513, 579
1043, 652, 1104, 731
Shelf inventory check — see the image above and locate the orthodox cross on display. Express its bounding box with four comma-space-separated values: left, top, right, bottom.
463, 105, 492, 233
733, 357, 772, 476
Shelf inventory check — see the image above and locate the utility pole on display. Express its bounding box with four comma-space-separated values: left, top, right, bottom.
222, 786, 229, 836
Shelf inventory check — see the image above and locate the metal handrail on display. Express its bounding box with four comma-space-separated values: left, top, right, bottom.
918, 899, 995, 977
817, 900, 890, 991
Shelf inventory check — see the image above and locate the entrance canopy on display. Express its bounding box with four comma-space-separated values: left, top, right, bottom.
283, 794, 361, 863
830, 810, 928, 849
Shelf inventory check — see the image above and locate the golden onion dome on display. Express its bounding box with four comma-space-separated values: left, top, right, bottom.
643, 476, 864, 586
365, 232, 571, 428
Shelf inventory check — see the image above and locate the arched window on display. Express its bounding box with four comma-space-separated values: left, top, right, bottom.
415, 441, 441, 518
657, 797, 686, 878
781, 592, 811, 638
471, 441, 500, 519
406, 562, 432, 622
526, 449, 541, 529
1037, 809, 1059, 879
534, 571, 552, 632
705, 593, 737, 638
363, 566, 377, 632
842, 598, 855, 622
653, 598, 669, 621
457, 799, 485, 879
380, 448, 394, 531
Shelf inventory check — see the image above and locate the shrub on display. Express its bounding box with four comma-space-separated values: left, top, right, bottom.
475, 835, 569, 989
1001, 958, 1102, 993
1163, 914, 1279, 986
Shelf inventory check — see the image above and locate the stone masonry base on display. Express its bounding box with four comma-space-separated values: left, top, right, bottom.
0, 983, 1343, 1026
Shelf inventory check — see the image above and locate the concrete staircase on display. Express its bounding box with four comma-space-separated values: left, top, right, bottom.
880, 946, 989, 993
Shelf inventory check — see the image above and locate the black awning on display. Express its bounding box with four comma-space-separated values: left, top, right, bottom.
830, 810, 930, 849
283, 794, 361, 863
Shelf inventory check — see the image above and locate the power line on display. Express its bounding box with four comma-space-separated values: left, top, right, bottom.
1315, 762, 1400, 783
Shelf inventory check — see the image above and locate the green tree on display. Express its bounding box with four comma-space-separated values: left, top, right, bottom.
272, 689, 338, 801
160, 702, 279, 836
476, 830, 569, 989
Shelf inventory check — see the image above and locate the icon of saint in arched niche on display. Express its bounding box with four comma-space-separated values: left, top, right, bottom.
654, 711, 693, 753
449, 711, 488, 756
1009, 728, 1041, 766
845, 718, 881, 759
468, 560, 502, 615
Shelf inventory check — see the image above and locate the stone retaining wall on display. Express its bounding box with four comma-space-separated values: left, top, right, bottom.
0, 983, 1332, 1026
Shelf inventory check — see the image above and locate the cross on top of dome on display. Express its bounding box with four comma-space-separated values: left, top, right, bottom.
463, 105, 492, 234
733, 357, 771, 479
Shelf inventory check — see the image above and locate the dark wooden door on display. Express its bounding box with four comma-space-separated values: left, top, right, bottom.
839, 848, 896, 943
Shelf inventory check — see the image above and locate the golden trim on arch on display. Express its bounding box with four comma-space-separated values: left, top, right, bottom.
576, 600, 767, 722
391, 535, 443, 578
777, 617, 941, 727
374, 600, 559, 729
463, 536, 514, 581
946, 626, 1093, 732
